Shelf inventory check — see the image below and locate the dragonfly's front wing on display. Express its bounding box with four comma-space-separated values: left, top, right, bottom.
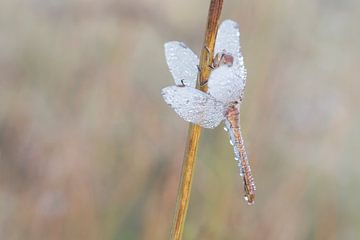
215, 20, 247, 84
161, 86, 226, 129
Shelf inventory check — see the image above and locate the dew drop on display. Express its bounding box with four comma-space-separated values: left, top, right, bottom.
229, 139, 234, 146
223, 126, 228, 132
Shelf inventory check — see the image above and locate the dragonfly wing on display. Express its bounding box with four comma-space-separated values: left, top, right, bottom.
207, 65, 245, 104
215, 20, 240, 59
164, 41, 199, 88
161, 86, 226, 128
215, 20, 247, 85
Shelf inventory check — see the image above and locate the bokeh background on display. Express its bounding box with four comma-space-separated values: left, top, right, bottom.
1, 0, 360, 239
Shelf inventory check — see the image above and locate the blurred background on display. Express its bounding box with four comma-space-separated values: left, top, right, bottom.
0, 0, 359, 239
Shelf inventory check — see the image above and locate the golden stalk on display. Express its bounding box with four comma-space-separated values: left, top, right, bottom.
169, 1, 224, 239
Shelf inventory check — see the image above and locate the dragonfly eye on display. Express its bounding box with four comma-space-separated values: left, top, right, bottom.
222, 53, 234, 67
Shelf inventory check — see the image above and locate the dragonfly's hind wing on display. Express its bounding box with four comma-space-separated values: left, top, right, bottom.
207, 65, 245, 104
215, 20, 247, 87
164, 41, 199, 88
161, 86, 225, 128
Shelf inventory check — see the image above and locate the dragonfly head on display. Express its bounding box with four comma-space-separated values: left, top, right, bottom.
213, 51, 234, 68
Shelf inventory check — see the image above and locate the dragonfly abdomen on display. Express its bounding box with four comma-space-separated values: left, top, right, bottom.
225, 104, 256, 205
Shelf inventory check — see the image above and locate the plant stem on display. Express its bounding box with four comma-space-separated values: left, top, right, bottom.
169, 1, 223, 239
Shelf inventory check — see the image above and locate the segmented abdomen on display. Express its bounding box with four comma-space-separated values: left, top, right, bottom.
224, 104, 256, 205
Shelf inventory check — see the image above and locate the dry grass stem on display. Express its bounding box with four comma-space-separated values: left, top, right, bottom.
169, 1, 224, 239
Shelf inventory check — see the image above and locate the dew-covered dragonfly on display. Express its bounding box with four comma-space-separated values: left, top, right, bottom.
161, 20, 256, 205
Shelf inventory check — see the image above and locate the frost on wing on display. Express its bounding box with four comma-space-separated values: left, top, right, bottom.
207, 66, 245, 104
164, 41, 199, 88
161, 86, 226, 128
215, 20, 240, 59
215, 20, 247, 85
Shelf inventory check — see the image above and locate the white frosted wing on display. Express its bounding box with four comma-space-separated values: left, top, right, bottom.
207, 66, 245, 104
161, 86, 226, 128
215, 20, 247, 81
215, 20, 240, 59
164, 41, 199, 88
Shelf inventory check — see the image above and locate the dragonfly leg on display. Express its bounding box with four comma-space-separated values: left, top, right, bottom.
204, 46, 211, 55
200, 80, 208, 87
199, 63, 214, 71
176, 79, 186, 87
203, 46, 214, 69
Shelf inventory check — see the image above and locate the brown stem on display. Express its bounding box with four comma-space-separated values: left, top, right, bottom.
169, 1, 223, 239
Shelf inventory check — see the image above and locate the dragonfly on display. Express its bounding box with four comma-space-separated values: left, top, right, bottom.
161, 20, 256, 205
